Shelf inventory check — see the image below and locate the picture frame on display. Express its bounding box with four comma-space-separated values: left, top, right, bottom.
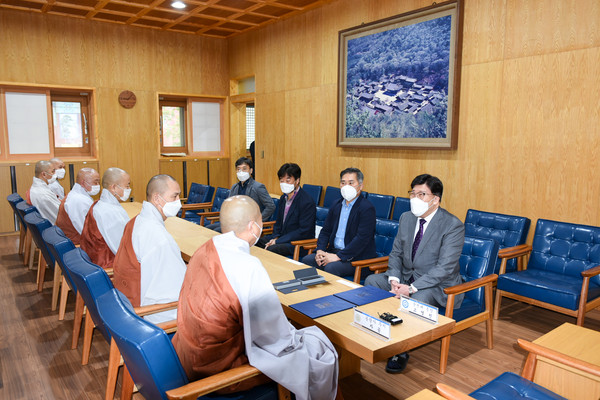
337, 0, 463, 149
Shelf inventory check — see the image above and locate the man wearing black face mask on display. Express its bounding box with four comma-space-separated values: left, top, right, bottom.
301, 167, 376, 278
365, 173, 464, 374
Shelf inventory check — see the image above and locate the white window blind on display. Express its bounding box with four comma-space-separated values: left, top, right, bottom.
191, 101, 220, 152
6, 92, 50, 154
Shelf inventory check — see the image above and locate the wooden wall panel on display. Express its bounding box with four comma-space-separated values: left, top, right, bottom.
0, 165, 15, 232
159, 160, 185, 189
0, 8, 228, 207
229, 0, 600, 232
209, 159, 231, 190
186, 159, 209, 186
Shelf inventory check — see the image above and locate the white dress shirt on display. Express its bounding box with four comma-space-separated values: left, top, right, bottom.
29, 177, 61, 224
93, 189, 130, 254
131, 201, 187, 324
63, 183, 93, 234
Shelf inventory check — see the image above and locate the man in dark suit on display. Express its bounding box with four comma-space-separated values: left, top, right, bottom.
365, 173, 465, 373
257, 163, 316, 257
302, 167, 376, 277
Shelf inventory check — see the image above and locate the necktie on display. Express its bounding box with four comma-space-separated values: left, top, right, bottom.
412, 218, 426, 261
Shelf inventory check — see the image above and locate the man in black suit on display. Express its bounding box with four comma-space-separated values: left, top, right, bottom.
302, 167, 376, 278
257, 163, 316, 257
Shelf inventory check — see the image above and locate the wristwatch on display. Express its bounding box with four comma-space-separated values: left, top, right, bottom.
408, 285, 415, 295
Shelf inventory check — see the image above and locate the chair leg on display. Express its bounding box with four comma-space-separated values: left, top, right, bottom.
18, 228, 26, 254
485, 286, 494, 349
37, 254, 47, 293
59, 276, 70, 321
439, 336, 451, 374
24, 230, 32, 266
29, 240, 36, 270
71, 294, 84, 349
121, 365, 135, 400
51, 261, 62, 310
82, 311, 95, 365
278, 384, 293, 400
493, 290, 502, 320
105, 338, 121, 400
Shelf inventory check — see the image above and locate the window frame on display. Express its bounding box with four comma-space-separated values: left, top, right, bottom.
159, 98, 188, 154
51, 92, 92, 158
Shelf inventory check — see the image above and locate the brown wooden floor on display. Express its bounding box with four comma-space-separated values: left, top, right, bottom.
1, 234, 599, 400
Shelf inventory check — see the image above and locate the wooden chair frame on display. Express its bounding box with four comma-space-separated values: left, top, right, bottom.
436, 338, 600, 399
493, 244, 600, 326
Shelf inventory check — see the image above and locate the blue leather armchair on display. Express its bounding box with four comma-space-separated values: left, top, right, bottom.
23, 211, 56, 294
7, 193, 25, 254
494, 219, 600, 326
42, 226, 77, 319
391, 196, 410, 221
464, 209, 531, 274
195, 187, 231, 226
95, 288, 282, 400
302, 184, 323, 206
436, 338, 600, 399
349, 218, 399, 283
179, 183, 215, 223
438, 236, 499, 373
367, 193, 394, 220
322, 186, 341, 209
16, 201, 37, 266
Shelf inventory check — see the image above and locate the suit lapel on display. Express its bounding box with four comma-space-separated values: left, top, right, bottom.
413, 208, 443, 261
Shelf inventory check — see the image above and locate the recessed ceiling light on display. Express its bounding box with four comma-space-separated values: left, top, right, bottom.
171, 1, 186, 9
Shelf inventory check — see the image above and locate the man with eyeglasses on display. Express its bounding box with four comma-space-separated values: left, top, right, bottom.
365, 173, 464, 374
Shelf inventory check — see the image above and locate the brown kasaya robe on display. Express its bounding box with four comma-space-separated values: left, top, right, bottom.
80, 201, 115, 269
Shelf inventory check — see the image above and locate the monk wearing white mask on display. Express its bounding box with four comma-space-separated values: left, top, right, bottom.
29, 160, 61, 224
49, 157, 66, 200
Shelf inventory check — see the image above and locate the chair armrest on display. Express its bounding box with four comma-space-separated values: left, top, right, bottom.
435, 383, 475, 400
206, 215, 220, 222
498, 244, 532, 259
581, 264, 600, 278
179, 197, 188, 203
198, 211, 220, 226
262, 221, 275, 236
104, 268, 114, 277
291, 238, 318, 261
518, 338, 600, 379
351, 256, 389, 283
180, 202, 212, 218
133, 301, 178, 317
166, 364, 263, 400
444, 274, 498, 296
156, 319, 178, 334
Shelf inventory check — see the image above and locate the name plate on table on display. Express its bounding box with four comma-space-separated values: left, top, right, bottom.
273, 267, 326, 293
399, 295, 439, 323
352, 308, 391, 340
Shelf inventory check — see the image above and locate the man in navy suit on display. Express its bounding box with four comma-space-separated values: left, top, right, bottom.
257, 163, 316, 257
302, 167, 376, 277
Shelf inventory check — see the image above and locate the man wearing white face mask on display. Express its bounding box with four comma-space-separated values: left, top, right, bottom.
207, 157, 275, 232
257, 163, 316, 257
365, 173, 464, 374
113, 174, 186, 324
80, 167, 131, 269
173, 196, 339, 400
49, 157, 66, 200
29, 160, 61, 224
55, 168, 100, 245
301, 167, 377, 278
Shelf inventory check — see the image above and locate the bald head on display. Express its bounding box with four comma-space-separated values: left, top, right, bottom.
146, 174, 177, 201
35, 160, 53, 177
77, 168, 100, 192
220, 195, 262, 236
50, 157, 65, 169
102, 167, 128, 188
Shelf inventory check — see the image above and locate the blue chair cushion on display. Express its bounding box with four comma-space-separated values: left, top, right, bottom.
469, 372, 566, 400
316, 206, 328, 227
497, 269, 600, 310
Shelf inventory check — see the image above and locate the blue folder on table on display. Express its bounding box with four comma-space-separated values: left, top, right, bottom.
290, 295, 354, 319
333, 285, 394, 306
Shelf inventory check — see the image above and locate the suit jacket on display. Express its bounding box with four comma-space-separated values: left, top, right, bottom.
386, 207, 465, 308
230, 178, 275, 221
316, 195, 377, 262
272, 187, 316, 246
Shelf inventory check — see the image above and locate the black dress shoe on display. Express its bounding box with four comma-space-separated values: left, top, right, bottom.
385, 352, 410, 374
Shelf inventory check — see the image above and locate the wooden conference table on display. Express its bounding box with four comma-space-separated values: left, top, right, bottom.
122, 202, 455, 377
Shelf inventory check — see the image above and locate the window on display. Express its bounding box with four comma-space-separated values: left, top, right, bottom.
159, 95, 226, 157
246, 103, 255, 150
0, 86, 94, 160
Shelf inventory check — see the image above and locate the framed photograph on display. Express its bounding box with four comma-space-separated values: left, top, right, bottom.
337, 0, 463, 149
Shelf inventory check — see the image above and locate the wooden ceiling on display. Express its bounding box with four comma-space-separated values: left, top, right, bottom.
0, 0, 330, 38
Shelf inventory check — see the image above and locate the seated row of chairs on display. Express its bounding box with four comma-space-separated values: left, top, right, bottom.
6, 192, 286, 400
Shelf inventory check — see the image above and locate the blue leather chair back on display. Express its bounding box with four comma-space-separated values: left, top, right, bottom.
529, 219, 600, 286
464, 209, 531, 274
42, 226, 77, 293
448, 236, 499, 321
316, 206, 328, 228
63, 248, 114, 342
211, 187, 230, 212
96, 289, 190, 400
374, 218, 399, 257
187, 183, 214, 204
392, 197, 410, 221
16, 201, 37, 230
322, 186, 341, 209
23, 211, 55, 268
7, 193, 24, 228
269, 198, 280, 222
367, 193, 394, 220
302, 184, 322, 206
